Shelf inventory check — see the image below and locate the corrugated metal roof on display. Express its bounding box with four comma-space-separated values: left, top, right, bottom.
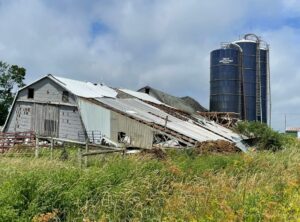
49, 75, 117, 98
138, 86, 208, 113
77, 98, 111, 138
192, 114, 243, 142
119, 88, 163, 105
96, 98, 226, 142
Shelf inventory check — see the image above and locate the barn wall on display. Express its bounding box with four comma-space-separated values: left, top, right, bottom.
59, 106, 85, 141
5, 100, 84, 141
110, 112, 154, 148
6, 101, 33, 132
18, 77, 76, 105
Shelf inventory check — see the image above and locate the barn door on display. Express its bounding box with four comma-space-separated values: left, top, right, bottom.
33, 104, 59, 137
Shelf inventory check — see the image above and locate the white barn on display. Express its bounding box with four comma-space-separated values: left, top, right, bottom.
3, 74, 247, 150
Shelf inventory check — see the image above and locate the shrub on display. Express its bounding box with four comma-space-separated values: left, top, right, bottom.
234, 121, 294, 151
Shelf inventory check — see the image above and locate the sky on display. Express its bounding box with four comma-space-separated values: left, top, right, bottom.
0, 0, 299, 131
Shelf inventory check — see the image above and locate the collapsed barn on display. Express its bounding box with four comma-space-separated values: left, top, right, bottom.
2, 74, 246, 151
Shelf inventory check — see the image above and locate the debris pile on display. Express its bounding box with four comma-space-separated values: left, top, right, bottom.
141, 148, 167, 160
195, 140, 240, 154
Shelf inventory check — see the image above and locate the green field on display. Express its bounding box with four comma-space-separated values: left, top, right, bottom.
1, 139, 300, 221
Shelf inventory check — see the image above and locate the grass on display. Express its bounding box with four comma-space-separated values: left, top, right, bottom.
1, 141, 300, 221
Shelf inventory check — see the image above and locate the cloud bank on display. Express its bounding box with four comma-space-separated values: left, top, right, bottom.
0, 0, 299, 131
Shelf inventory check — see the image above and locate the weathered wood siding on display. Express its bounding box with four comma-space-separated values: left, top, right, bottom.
110, 112, 154, 148
5, 101, 84, 141
59, 106, 85, 141
32, 104, 59, 137
6, 101, 33, 132
18, 77, 76, 105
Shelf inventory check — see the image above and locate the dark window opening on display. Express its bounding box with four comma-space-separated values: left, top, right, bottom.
118, 132, 126, 143
28, 88, 34, 99
62, 91, 69, 102
145, 87, 150, 94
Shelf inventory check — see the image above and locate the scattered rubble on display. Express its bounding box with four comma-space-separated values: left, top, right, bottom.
195, 140, 240, 154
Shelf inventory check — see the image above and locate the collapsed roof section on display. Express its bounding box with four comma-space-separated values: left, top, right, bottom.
82, 97, 246, 152
118, 88, 163, 105
138, 86, 208, 113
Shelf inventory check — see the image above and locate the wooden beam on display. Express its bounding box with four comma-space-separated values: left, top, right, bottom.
88, 143, 124, 151
82, 149, 123, 156
36, 136, 86, 145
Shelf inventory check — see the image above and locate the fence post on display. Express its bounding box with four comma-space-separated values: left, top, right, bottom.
78, 146, 82, 168
35, 136, 39, 158
50, 138, 54, 160
92, 131, 95, 144
84, 139, 89, 167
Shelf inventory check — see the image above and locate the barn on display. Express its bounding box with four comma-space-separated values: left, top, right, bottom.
3, 74, 246, 150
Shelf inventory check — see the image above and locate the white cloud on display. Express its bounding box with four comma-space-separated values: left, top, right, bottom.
0, 0, 298, 131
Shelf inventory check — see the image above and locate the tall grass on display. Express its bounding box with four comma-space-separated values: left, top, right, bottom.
1, 142, 300, 221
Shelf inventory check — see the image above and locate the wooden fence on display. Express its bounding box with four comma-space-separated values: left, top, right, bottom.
0, 131, 126, 167
35, 136, 125, 167
0, 131, 35, 153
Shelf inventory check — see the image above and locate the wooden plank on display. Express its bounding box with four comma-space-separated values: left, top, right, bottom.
37, 136, 86, 145
82, 149, 123, 156
88, 143, 123, 151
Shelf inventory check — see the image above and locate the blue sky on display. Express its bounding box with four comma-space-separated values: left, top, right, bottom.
0, 0, 300, 131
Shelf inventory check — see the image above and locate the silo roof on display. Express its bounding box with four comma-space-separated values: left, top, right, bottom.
233, 39, 257, 43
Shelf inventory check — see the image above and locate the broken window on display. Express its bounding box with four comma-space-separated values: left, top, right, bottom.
118, 132, 131, 144
28, 88, 34, 99
118, 132, 126, 142
62, 91, 69, 102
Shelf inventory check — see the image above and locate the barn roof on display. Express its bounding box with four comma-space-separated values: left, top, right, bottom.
138, 86, 208, 113
17, 74, 118, 99
118, 88, 163, 105
48, 75, 117, 98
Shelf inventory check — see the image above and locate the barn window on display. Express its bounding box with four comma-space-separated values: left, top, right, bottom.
62, 91, 69, 102
28, 88, 34, 99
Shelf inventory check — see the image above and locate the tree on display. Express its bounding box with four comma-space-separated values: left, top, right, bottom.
0, 61, 26, 125
234, 121, 293, 151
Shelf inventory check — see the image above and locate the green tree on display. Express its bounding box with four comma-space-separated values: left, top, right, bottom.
0, 61, 26, 125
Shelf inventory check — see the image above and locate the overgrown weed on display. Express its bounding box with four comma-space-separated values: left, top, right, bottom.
0, 134, 300, 221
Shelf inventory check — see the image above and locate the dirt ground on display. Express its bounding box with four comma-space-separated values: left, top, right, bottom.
195, 140, 240, 154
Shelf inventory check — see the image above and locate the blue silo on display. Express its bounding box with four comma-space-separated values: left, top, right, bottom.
209, 34, 270, 124
234, 40, 258, 121
210, 47, 242, 114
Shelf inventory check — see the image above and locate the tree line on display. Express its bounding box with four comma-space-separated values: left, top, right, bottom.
0, 61, 26, 126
